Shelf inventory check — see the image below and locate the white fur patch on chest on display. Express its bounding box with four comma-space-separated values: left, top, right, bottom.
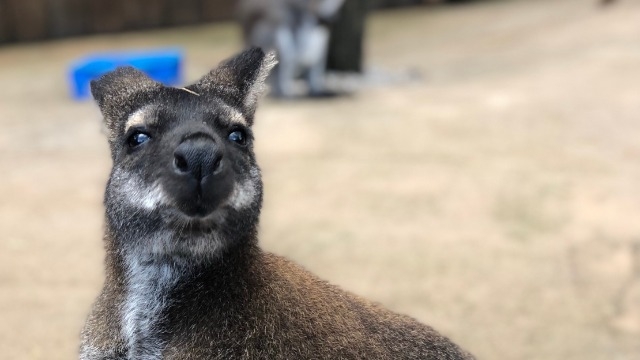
122, 256, 184, 360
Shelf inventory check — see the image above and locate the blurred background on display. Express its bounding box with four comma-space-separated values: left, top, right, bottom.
1, 0, 639, 359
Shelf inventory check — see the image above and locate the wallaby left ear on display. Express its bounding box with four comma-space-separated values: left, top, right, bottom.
91, 66, 162, 137
186, 48, 277, 122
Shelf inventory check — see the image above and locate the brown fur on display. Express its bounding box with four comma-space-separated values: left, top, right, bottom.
84, 236, 474, 359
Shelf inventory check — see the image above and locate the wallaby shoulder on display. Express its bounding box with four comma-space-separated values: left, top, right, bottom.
162, 250, 474, 359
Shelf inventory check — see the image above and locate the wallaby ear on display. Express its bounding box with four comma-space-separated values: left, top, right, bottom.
91, 67, 162, 136
186, 48, 277, 122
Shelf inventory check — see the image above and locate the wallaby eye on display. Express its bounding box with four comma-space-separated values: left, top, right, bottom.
228, 129, 246, 146
127, 131, 151, 148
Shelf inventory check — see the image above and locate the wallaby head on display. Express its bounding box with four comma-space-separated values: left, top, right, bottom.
92, 48, 277, 265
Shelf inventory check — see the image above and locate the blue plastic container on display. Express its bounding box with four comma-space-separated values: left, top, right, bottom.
69, 48, 183, 100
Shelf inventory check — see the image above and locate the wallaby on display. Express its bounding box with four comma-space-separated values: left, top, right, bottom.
80, 48, 475, 360
238, 0, 345, 97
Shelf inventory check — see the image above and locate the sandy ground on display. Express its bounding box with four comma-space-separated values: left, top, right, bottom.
1, 0, 640, 359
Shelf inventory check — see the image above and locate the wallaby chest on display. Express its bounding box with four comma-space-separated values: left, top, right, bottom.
121, 259, 185, 359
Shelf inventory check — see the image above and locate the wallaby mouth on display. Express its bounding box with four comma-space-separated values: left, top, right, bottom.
169, 174, 235, 221
162, 196, 227, 231
179, 197, 219, 218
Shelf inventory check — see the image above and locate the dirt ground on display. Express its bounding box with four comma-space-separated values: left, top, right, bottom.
1, 0, 640, 359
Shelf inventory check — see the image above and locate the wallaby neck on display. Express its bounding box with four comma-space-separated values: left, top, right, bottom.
104, 228, 260, 359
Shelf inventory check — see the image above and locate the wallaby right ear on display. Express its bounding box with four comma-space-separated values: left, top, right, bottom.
185, 48, 277, 125
91, 67, 162, 136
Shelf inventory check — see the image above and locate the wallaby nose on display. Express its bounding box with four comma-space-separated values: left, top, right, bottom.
173, 137, 223, 182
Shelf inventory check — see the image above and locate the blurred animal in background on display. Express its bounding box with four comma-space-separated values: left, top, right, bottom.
600, 0, 616, 5
79, 48, 475, 360
238, 0, 345, 97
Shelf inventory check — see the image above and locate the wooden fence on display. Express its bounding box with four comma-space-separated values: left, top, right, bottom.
0, 0, 436, 44
0, 0, 236, 43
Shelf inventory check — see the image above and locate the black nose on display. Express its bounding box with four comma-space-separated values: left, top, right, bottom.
173, 137, 223, 182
